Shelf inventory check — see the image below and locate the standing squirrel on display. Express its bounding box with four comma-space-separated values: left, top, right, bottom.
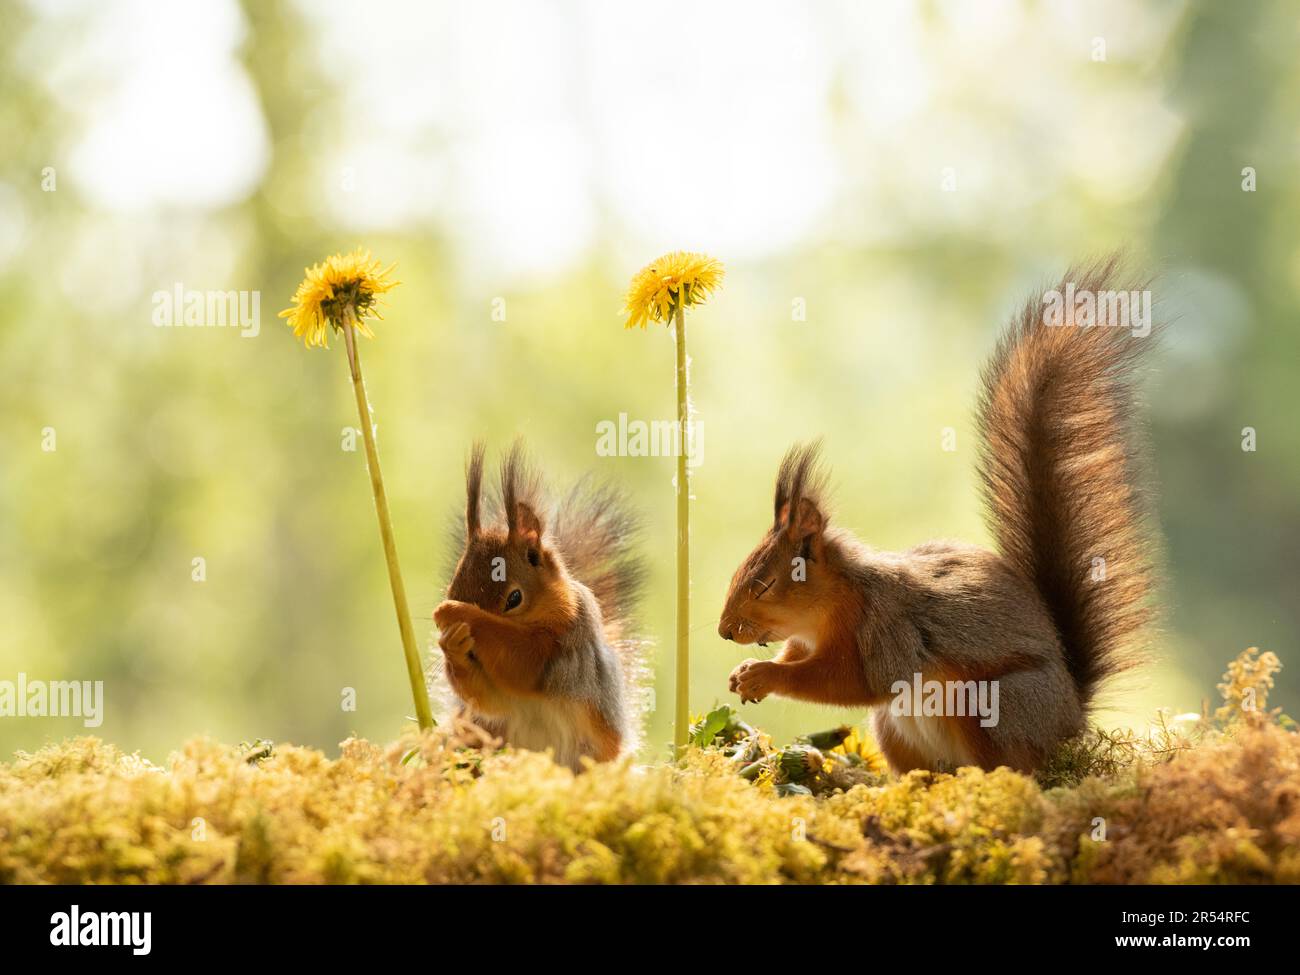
718, 258, 1159, 774
433, 442, 647, 771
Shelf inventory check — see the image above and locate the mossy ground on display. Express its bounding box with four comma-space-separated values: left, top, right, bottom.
1, 650, 1295, 885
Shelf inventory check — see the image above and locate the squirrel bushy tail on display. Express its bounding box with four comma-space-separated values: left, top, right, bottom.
550, 474, 651, 706
975, 255, 1159, 709
549, 474, 647, 645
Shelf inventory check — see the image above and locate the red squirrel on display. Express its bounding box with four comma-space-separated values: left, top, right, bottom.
718, 257, 1159, 774
433, 442, 647, 771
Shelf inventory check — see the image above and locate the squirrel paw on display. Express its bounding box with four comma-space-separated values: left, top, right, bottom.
729, 659, 776, 704
433, 599, 474, 630
437, 621, 476, 661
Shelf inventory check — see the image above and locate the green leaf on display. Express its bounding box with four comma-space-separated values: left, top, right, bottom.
690, 705, 734, 748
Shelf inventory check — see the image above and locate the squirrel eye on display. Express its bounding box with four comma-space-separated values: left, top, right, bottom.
526, 548, 540, 567
505, 588, 523, 611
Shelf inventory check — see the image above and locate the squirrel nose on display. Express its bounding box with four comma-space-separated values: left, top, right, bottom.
719, 622, 734, 641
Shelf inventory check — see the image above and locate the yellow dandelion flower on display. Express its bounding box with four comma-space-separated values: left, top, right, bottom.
624, 249, 723, 755
830, 728, 888, 775
622, 251, 724, 329
279, 249, 399, 349
278, 247, 431, 732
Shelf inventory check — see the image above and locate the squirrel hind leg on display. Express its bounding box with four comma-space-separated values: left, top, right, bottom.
958, 667, 1085, 772
581, 703, 624, 764
948, 717, 1037, 773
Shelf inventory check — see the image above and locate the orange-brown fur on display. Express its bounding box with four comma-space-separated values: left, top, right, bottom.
581, 704, 624, 763
434, 442, 646, 771
721, 257, 1159, 774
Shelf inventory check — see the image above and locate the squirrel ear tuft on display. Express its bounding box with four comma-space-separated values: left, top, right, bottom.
775, 500, 792, 531
774, 439, 828, 532
500, 438, 543, 536
513, 501, 544, 547
466, 441, 486, 537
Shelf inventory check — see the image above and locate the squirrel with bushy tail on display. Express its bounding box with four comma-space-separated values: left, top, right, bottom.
718, 257, 1161, 773
434, 442, 647, 771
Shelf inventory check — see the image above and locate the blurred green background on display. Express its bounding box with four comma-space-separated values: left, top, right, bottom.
1, 0, 1295, 762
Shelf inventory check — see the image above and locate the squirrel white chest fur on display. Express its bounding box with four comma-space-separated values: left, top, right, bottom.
875, 709, 976, 768
476, 698, 592, 772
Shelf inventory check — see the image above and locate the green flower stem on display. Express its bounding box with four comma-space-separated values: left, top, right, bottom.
340, 307, 434, 732
674, 301, 690, 756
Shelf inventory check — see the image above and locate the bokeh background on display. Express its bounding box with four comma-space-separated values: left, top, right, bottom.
1, 0, 1296, 762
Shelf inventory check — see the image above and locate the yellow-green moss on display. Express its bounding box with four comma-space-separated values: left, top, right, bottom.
0, 650, 1294, 884
0, 722, 1293, 885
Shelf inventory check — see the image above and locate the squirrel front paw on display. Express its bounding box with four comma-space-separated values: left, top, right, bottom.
729, 659, 777, 704
433, 599, 474, 630
437, 621, 476, 662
